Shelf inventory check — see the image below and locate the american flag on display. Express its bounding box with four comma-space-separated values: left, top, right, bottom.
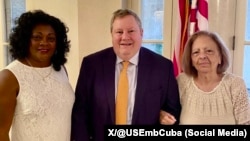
173, 0, 208, 77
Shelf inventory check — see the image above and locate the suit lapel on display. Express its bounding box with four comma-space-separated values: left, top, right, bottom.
132, 48, 152, 123
103, 49, 116, 123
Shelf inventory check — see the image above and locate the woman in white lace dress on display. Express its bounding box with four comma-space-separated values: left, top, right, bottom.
160, 30, 250, 125
0, 10, 75, 141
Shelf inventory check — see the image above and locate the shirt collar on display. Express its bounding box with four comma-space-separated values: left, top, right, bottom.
116, 51, 139, 66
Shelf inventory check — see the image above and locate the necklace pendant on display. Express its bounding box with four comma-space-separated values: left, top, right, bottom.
26, 58, 52, 80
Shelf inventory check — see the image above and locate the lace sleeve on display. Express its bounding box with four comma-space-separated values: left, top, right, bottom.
231, 76, 250, 124
177, 73, 190, 98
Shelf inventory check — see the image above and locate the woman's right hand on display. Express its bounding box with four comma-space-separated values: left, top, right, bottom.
159, 110, 176, 125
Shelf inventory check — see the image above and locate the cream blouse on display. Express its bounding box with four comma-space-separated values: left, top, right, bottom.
178, 73, 250, 125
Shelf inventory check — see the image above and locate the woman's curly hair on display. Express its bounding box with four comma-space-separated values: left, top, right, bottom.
9, 9, 70, 71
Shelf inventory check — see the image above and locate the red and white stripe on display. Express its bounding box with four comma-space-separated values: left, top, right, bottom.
173, 0, 208, 77
190, 0, 208, 35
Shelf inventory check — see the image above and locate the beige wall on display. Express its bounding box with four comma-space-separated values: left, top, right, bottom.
78, 0, 123, 59
26, 0, 123, 89
0, 0, 5, 69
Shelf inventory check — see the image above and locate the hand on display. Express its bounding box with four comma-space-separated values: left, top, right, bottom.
159, 110, 176, 125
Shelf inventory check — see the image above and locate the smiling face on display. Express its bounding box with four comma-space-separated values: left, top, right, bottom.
111, 15, 143, 61
191, 35, 222, 75
27, 24, 56, 66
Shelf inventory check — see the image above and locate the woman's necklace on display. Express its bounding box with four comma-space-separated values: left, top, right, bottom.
25, 58, 52, 80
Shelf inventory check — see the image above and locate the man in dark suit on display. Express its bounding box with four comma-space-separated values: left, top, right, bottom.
71, 8, 181, 141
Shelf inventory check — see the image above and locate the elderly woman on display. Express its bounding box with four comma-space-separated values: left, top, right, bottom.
160, 30, 250, 125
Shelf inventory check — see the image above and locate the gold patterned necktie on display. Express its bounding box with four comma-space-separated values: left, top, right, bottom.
115, 61, 129, 125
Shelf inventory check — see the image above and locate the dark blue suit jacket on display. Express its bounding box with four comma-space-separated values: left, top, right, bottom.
71, 47, 181, 141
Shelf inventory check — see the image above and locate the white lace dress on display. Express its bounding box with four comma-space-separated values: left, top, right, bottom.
6, 60, 75, 141
178, 73, 250, 124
